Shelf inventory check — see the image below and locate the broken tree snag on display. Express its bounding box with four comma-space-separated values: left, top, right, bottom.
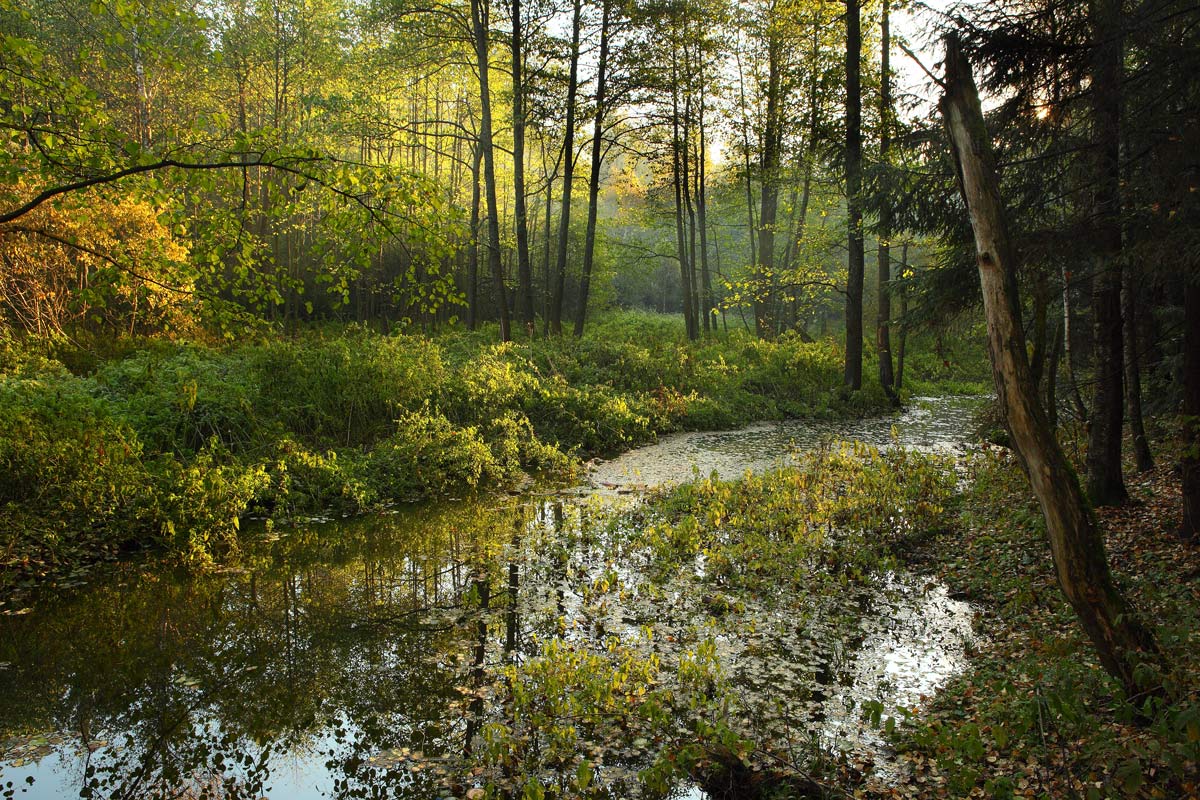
939, 34, 1161, 701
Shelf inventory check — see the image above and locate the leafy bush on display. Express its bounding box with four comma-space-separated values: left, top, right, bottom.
251, 330, 445, 448
144, 446, 271, 566
2, 312, 943, 594
93, 344, 262, 455
264, 439, 374, 518
0, 371, 152, 574
524, 377, 657, 456
361, 409, 503, 501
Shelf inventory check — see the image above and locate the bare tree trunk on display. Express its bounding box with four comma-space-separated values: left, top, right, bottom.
550, 0, 582, 335
844, 0, 864, 390
1030, 269, 1050, 390
671, 50, 696, 340
1182, 283, 1200, 542
467, 139, 482, 330
1047, 316, 1063, 429
682, 96, 700, 340
876, 0, 897, 403
895, 241, 908, 391
471, 0, 510, 340
541, 137, 556, 334
1123, 265, 1154, 472
1085, 0, 1128, 506
942, 35, 1160, 699
574, 0, 611, 338
735, 38, 757, 283
1062, 265, 1089, 421
697, 85, 713, 334
511, 0, 535, 331
756, 34, 782, 340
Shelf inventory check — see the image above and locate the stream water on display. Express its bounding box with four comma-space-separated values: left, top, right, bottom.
0, 395, 984, 799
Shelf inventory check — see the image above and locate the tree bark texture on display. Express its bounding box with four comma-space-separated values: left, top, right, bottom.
1123, 264, 1154, 472
876, 0, 896, 403
511, 0, 535, 330
844, 0, 864, 390
1085, 0, 1128, 506
471, 0, 510, 341
1182, 283, 1200, 542
574, 0, 611, 338
941, 35, 1159, 699
550, 0, 582, 335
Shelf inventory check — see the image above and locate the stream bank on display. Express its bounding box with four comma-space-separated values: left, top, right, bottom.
0, 396, 988, 799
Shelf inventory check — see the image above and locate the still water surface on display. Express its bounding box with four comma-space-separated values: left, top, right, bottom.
0, 396, 984, 799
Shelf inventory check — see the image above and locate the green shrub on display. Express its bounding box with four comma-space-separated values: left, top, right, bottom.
0, 371, 153, 577
251, 331, 445, 448
264, 439, 375, 518
523, 377, 657, 456
440, 342, 540, 424
482, 411, 575, 478
93, 344, 262, 455
144, 445, 270, 566
362, 409, 503, 501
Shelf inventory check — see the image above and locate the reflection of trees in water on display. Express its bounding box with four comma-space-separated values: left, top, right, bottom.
0, 499, 537, 799
1, 454, 976, 799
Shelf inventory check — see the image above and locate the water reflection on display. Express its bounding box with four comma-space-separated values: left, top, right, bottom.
0, 395, 985, 798
588, 395, 983, 491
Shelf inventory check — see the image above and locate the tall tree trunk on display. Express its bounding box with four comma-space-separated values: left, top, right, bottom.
541, 136, 557, 333
574, 0, 611, 337
1030, 268, 1050, 391
1047, 316, 1063, 429
1085, 0, 1128, 506
467, 139, 482, 330
942, 35, 1160, 699
876, 0, 897, 403
844, 0, 864, 390
895, 241, 908, 390
511, 0, 535, 331
671, 50, 696, 340
1062, 266, 1089, 421
1182, 283, 1200, 542
471, 0, 510, 340
683, 96, 700, 340
756, 34, 782, 340
550, 0, 582, 335
735, 38, 757, 285
697, 84, 713, 333
1123, 261, 1154, 472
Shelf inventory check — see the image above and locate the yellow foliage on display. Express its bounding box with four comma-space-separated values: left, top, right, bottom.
0, 186, 194, 336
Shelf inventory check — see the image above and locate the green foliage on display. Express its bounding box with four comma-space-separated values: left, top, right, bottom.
93, 344, 262, 455
0, 369, 151, 573
362, 409, 501, 500
642, 443, 956, 591
250, 331, 446, 448
459, 444, 961, 797
0, 315, 921, 595
265, 438, 373, 517
146, 445, 271, 566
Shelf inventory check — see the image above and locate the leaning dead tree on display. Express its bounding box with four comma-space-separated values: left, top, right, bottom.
940, 34, 1161, 701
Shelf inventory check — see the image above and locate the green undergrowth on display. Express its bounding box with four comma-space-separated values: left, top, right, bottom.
0, 313, 917, 597
887, 449, 1200, 799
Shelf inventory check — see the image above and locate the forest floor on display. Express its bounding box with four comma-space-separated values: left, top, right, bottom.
866, 452, 1200, 799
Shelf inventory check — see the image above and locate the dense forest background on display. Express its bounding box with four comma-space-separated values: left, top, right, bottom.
0, 0, 937, 344
2, 0, 1197, 410
3, 0, 1200, 795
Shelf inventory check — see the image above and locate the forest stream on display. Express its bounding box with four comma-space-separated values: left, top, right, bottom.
0, 395, 984, 799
